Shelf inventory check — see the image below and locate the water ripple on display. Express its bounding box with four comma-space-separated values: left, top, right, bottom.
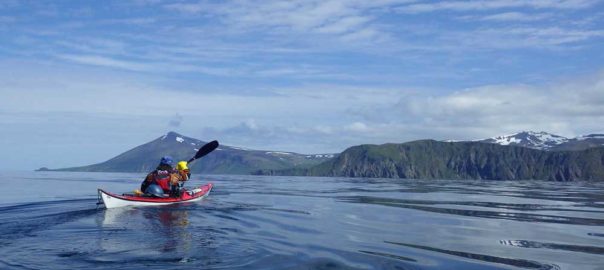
338, 196, 604, 226
385, 241, 561, 270
499, 240, 604, 255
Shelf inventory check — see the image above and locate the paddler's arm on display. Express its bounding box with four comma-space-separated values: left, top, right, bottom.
170, 172, 186, 186
177, 170, 189, 182
182, 169, 190, 181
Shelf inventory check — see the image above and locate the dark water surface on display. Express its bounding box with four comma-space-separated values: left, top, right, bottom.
1, 172, 603, 270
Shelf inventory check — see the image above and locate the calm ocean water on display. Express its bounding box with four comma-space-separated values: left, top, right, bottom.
0, 171, 603, 270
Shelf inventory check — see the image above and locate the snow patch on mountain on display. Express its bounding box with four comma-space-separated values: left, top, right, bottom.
310, 154, 335, 158
471, 131, 604, 151
480, 131, 570, 150
492, 136, 521, 146
266, 151, 292, 155
230, 146, 251, 151
176, 137, 184, 143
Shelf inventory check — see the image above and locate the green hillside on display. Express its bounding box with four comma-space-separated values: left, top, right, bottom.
258, 140, 604, 181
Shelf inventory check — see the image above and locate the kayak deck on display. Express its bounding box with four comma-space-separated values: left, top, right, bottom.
98, 183, 212, 209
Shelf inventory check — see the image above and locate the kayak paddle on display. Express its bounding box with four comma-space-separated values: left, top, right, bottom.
188, 140, 219, 164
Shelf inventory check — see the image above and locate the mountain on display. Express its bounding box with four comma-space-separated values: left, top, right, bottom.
51, 132, 335, 174
479, 131, 569, 150
554, 134, 604, 151
479, 131, 604, 151
257, 140, 604, 181
46, 130, 604, 180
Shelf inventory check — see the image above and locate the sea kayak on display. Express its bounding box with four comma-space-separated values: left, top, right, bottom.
98, 183, 213, 209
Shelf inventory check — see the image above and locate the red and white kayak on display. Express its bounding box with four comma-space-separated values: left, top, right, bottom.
98, 183, 213, 209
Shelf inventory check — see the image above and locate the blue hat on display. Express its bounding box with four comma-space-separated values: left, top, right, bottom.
159, 156, 173, 166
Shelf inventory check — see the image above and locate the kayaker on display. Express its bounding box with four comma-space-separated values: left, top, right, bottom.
172, 161, 191, 196
141, 156, 188, 197
176, 161, 191, 179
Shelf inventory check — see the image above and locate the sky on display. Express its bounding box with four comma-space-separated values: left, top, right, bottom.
1, 0, 604, 170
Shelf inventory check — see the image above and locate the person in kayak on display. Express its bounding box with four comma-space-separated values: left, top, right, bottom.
141, 156, 189, 197
176, 161, 191, 179
173, 160, 191, 196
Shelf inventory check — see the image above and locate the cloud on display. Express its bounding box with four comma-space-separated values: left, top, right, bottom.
398, 0, 598, 13
345, 122, 372, 133
460, 12, 553, 22
163, 2, 206, 13
98, 18, 157, 25
314, 16, 372, 34
4, 0, 601, 85
200, 121, 372, 153
439, 27, 604, 49
376, 72, 604, 139
56, 54, 154, 72
162, 0, 394, 42
194, 71, 604, 153
54, 53, 236, 76
169, 113, 184, 128
0, 15, 15, 23
56, 38, 128, 55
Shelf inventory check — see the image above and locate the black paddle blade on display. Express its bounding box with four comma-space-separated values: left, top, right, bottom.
188, 140, 219, 163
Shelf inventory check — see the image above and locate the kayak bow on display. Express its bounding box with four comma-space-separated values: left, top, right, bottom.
98, 183, 212, 209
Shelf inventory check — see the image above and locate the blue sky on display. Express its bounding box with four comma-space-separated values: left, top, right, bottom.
1, 0, 604, 170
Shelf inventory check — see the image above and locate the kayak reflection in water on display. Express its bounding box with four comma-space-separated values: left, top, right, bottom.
140, 156, 190, 198
99, 206, 194, 257
143, 206, 193, 254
